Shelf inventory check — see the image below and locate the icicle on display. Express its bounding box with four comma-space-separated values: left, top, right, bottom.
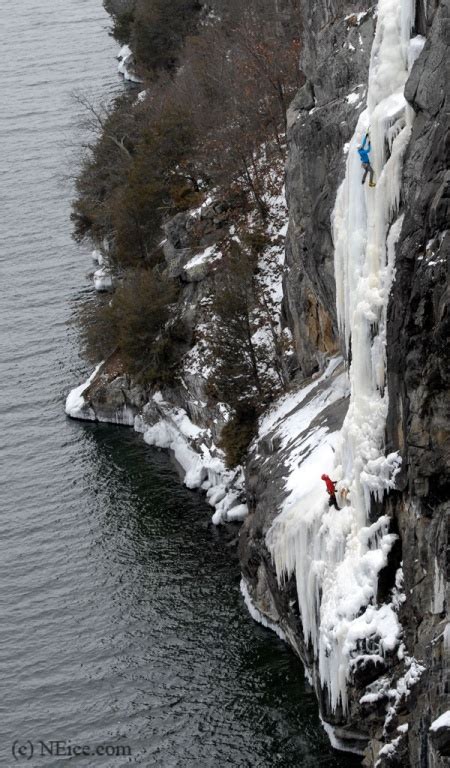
400, 0, 415, 59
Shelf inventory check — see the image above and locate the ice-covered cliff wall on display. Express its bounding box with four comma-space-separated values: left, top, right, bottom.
284, 0, 376, 376
269, 0, 418, 715
241, 0, 448, 765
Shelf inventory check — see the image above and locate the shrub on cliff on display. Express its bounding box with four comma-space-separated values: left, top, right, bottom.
131, 0, 202, 75
206, 230, 289, 403
77, 269, 182, 385
104, 0, 135, 44
75, 0, 301, 261
71, 93, 138, 247
206, 245, 264, 407
73, 94, 197, 267
201, 241, 282, 468
104, 0, 202, 73
219, 405, 258, 469
114, 11, 135, 44
112, 106, 198, 265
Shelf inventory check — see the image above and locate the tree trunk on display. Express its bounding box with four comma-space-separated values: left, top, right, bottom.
260, 287, 290, 389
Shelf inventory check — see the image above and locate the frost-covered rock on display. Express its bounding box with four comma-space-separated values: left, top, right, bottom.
117, 44, 142, 83
430, 712, 450, 733
65, 354, 144, 425
429, 711, 450, 759
91, 249, 104, 266
93, 266, 113, 292
66, 353, 247, 525
65, 363, 103, 420
135, 392, 247, 524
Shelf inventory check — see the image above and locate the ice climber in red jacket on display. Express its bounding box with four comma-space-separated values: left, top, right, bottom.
321, 474, 338, 509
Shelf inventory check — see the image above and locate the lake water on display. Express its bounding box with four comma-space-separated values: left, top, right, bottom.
0, 1, 360, 765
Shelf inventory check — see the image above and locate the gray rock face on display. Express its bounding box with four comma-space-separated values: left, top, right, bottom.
385, 2, 449, 765
284, 1, 375, 377
163, 200, 229, 281
163, 212, 194, 278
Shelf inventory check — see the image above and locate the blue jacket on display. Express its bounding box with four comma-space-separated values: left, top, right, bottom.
358, 134, 371, 164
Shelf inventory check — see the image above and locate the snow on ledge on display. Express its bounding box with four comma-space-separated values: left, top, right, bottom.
135, 393, 248, 525
92, 249, 104, 266
376, 736, 401, 764
65, 363, 103, 419
65, 364, 136, 426
320, 717, 365, 756
429, 711, 450, 732
66, 366, 247, 524
408, 35, 426, 71
117, 45, 143, 84
93, 267, 113, 292
184, 245, 218, 271
240, 578, 286, 642
226, 504, 248, 522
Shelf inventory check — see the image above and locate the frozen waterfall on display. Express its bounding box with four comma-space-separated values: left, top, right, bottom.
267, 0, 420, 713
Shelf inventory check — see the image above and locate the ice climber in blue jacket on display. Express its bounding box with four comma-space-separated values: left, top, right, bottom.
358, 133, 376, 187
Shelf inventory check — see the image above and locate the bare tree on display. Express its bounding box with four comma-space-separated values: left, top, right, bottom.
73, 91, 134, 159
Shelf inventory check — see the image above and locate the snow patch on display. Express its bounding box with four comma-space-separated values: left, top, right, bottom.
184, 245, 218, 271
92, 249, 104, 266
376, 735, 401, 764
383, 656, 425, 731
408, 34, 426, 69
345, 11, 369, 25
117, 45, 143, 83
226, 503, 248, 522
136, 88, 150, 103
65, 363, 103, 419
430, 711, 450, 732
432, 557, 446, 614
346, 92, 361, 106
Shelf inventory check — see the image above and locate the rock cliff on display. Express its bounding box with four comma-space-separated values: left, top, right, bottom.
385, 2, 449, 764
241, 1, 449, 765
284, 0, 376, 376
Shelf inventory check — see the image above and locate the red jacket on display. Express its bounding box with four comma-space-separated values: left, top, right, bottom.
321, 474, 336, 495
